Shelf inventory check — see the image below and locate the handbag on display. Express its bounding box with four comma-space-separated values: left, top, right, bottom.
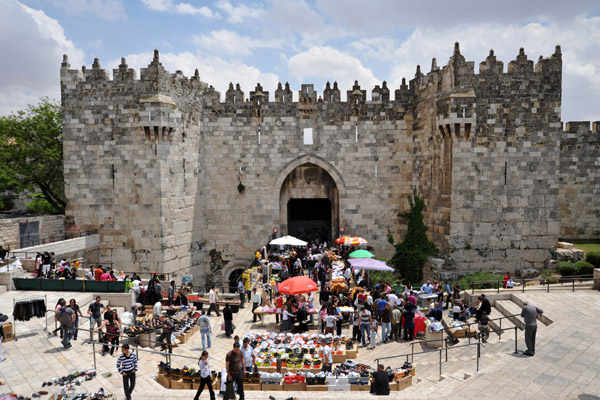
224, 380, 236, 400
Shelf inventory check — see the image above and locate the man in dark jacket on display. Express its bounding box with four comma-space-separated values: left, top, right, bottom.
370, 364, 390, 395
475, 294, 491, 321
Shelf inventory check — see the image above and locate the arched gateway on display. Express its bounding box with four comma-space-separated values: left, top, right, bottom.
278, 160, 342, 243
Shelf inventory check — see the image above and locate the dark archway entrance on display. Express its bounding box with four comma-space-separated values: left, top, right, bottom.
228, 268, 244, 294
287, 198, 332, 243
280, 163, 338, 244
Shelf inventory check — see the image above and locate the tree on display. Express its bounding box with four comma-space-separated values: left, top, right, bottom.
389, 188, 438, 283
0, 98, 65, 214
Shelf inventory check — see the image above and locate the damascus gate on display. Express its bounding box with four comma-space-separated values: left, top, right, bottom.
60, 43, 600, 287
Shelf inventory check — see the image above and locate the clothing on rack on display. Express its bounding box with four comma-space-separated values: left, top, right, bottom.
13, 299, 47, 321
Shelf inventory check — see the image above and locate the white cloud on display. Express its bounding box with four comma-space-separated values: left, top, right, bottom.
0, 0, 85, 116
106, 51, 279, 102
347, 37, 397, 61
140, 0, 218, 18
215, 0, 263, 23
49, 0, 126, 21
193, 30, 283, 56
287, 46, 380, 99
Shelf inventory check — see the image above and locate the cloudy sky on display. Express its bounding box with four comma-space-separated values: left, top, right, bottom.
2, 0, 600, 122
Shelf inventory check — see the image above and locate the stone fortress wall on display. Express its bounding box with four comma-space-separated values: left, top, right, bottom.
60, 43, 600, 285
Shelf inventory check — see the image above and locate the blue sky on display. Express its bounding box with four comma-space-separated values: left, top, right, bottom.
2, 0, 600, 123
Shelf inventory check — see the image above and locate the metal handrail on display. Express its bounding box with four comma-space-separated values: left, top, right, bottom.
468, 274, 597, 294
374, 341, 483, 381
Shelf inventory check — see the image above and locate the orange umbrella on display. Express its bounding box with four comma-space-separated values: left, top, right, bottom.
335, 236, 352, 245
277, 276, 319, 295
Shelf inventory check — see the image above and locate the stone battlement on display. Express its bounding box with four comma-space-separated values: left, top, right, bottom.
564, 121, 600, 134
61, 43, 562, 108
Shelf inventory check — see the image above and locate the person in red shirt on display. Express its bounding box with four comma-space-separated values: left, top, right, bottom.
275, 294, 283, 324
94, 265, 104, 281
503, 272, 510, 289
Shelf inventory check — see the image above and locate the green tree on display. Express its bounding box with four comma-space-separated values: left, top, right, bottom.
389, 189, 438, 283
0, 98, 65, 214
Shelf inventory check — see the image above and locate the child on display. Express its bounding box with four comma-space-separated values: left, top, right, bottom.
369, 319, 378, 349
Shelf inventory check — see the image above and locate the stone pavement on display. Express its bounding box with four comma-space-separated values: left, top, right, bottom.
1, 287, 600, 399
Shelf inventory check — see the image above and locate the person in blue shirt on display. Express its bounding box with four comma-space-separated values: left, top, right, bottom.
420, 281, 433, 294
444, 282, 452, 309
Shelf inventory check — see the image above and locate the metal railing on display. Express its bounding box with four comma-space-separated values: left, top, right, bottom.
468, 274, 598, 294
449, 313, 521, 339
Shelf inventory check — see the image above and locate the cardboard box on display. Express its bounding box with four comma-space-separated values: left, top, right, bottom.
410, 367, 416, 377
350, 384, 371, 391
213, 380, 220, 390
284, 382, 307, 391
244, 383, 261, 391
332, 353, 346, 363
170, 379, 191, 390
156, 374, 171, 388
2, 322, 14, 342
346, 344, 358, 359
396, 376, 413, 391
262, 383, 283, 391
307, 385, 328, 391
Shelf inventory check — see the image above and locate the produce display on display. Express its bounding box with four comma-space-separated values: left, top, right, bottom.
241, 332, 353, 369
329, 277, 348, 292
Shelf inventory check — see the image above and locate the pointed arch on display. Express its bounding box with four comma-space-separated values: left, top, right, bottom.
274, 154, 346, 197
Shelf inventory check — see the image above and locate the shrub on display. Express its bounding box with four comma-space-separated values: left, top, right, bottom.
541, 269, 553, 278
457, 271, 504, 290
26, 194, 56, 215
557, 262, 577, 276
574, 261, 595, 276
585, 251, 600, 268
0, 194, 15, 211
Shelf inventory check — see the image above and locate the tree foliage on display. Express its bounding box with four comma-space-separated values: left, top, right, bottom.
390, 188, 438, 284
0, 98, 65, 214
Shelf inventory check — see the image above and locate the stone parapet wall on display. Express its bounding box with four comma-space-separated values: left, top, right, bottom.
0, 215, 65, 250
10, 234, 100, 260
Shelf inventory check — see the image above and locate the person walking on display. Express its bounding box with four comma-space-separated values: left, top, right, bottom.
116, 344, 137, 400
381, 302, 392, 343
521, 302, 544, 356
225, 342, 244, 400
207, 285, 220, 316
95, 317, 120, 356
69, 299, 83, 341
168, 280, 176, 304
251, 288, 262, 322
193, 350, 215, 400
197, 310, 212, 350
223, 303, 233, 338
238, 279, 246, 309
403, 301, 415, 341
157, 315, 174, 353
359, 306, 372, 347
56, 299, 76, 349
241, 337, 255, 373
88, 296, 104, 342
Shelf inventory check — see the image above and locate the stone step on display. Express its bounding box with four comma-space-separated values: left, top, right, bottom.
0, 285, 7, 293
493, 300, 525, 330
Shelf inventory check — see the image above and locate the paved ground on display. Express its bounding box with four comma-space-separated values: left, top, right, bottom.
1, 287, 599, 399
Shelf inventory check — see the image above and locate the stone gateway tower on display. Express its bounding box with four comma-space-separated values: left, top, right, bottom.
60, 44, 600, 286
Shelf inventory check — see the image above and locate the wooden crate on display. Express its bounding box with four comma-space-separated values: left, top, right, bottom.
2, 322, 13, 342
346, 344, 358, 359
262, 383, 283, 391
156, 374, 171, 388
284, 382, 307, 391
350, 384, 371, 391
171, 379, 191, 390
176, 333, 187, 344
307, 385, 328, 391
244, 383, 261, 391
396, 375, 413, 391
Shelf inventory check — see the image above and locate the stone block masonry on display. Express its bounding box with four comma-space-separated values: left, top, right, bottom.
60, 44, 599, 285
0, 215, 65, 250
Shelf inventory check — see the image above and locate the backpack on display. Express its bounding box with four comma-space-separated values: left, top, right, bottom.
59, 308, 73, 327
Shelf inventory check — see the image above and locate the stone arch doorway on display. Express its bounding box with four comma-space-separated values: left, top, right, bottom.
227, 267, 245, 294
280, 163, 339, 244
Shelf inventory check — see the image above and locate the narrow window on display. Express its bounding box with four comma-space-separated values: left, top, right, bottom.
303, 128, 313, 145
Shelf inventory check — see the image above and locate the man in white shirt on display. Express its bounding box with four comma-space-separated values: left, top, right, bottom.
387, 292, 398, 308
241, 338, 255, 373
251, 288, 262, 322
307, 292, 315, 324
321, 344, 333, 372
207, 285, 220, 316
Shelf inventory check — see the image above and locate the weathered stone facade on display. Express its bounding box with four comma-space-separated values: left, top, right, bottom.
60, 43, 596, 285
0, 215, 65, 250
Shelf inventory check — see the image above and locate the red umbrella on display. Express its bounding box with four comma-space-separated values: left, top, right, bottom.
335, 236, 351, 245
277, 276, 319, 295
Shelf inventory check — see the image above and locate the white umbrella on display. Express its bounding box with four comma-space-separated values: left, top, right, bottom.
269, 235, 308, 247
